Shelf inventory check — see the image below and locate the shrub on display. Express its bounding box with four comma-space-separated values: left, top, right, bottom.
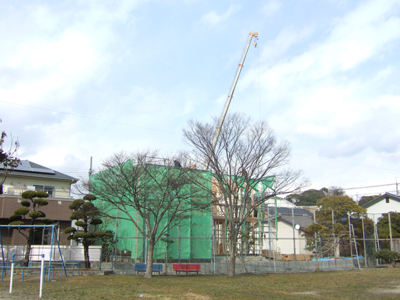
374, 249, 400, 267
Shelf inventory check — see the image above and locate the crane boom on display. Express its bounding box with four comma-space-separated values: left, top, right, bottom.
204, 32, 258, 170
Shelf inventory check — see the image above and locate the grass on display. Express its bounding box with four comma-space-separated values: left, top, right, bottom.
1, 268, 400, 299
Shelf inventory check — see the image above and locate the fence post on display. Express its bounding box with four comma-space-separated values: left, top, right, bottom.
39, 254, 45, 298
361, 214, 367, 267
9, 253, 15, 295
388, 212, 393, 251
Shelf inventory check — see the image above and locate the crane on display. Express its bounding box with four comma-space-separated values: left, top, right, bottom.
204, 32, 258, 170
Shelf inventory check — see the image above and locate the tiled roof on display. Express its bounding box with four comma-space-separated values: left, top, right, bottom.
279, 215, 313, 229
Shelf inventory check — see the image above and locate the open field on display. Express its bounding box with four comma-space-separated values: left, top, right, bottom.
1, 268, 400, 299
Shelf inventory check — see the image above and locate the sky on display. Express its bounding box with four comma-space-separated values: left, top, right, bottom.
1, 0, 400, 201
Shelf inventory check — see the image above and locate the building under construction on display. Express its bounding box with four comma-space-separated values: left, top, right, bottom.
94, 164, 277, 262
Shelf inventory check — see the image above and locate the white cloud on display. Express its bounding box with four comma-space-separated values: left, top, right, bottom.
259, 0, 400, 88
2, 0, 400, 198
200, 5, 240, 25
0, 0, 143, 105
262, 0, 282, 17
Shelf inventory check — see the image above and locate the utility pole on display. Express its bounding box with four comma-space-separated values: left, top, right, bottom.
88, 157, 93, 192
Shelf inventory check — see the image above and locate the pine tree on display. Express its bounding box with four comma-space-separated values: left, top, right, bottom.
9, 190, 53, 266
64, 194, 110, 269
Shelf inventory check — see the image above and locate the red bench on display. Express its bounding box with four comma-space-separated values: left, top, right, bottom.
173, 264, 200, 275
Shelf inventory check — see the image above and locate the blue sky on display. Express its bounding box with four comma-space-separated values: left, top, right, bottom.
1, 0, 400, 200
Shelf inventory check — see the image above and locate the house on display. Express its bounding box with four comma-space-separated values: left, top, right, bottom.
362, 192, 400, 222
255, 207, 314, 258
0, 160, 78, 246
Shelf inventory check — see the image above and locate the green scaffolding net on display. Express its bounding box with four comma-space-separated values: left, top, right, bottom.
92, 164, 212, 261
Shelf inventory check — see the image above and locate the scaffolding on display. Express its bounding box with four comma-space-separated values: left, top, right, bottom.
94, 163, 277, 262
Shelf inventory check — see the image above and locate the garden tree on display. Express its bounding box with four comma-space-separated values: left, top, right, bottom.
286, 188, 328, 206
376, 212, 400, 240
8, 191, 53, 266
183, 113, 305, 277
303, 195, 372, 263
82, 151, 210, 278
100, 229, 115, 263
373, 249, 400, 267
358, 195, 379, 207
0, 118, 21, 194
64, 194, 112, 269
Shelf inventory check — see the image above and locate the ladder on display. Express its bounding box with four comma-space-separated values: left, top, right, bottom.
349, 224, 361, 269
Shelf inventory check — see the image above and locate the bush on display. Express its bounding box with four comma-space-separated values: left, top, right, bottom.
9, 214, 22, 222
90, 218, 103, 225
69, 200, 85, 210
14, 207, 29, 216
374, 249, 400, 267
21, 201, 31, 207
75, 221, 87, 227
35, 199, 48, 206
64, 227, 77, 234
29, 211, 45, 219
83, 194, 97, 201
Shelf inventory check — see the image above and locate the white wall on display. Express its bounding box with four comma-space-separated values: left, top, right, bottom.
1, 245, 101, 262
3, 175, 73, 198
256, 221, 312, 255
366, 199, 400, 222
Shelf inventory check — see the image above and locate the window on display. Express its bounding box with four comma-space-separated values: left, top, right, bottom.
33, 185, 55, 197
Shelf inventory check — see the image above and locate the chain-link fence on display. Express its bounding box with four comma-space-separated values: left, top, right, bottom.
105, 209, 400, 275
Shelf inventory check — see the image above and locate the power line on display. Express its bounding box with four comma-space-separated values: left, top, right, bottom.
293, 153, 399, 172
342, 183, 396, 191
0, 100, 180, 135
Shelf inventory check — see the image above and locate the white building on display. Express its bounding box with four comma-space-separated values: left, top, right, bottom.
255, 207, 313, 256
362, 192, 400, 223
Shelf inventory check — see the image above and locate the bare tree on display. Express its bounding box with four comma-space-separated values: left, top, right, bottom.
0, 118, 21, 194
183, 113, 306, 277
81, 151, 210, 278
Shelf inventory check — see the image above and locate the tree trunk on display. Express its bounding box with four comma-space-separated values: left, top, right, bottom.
227, 237, 237, 277
23, 228, 34, 267
239, 253, 249, 273
145, 239, 154, 279
23, 241, 32, 267
84, 242, 91, 269
335, 238, 340, 258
